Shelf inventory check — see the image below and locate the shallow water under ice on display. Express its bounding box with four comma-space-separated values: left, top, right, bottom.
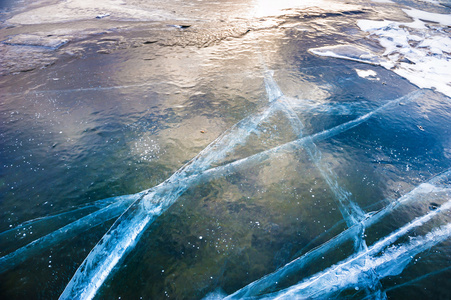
0, 0, 450, 299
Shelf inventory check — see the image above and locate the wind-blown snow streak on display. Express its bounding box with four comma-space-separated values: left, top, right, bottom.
225, 169, 451, 299
261, 200, 451, 300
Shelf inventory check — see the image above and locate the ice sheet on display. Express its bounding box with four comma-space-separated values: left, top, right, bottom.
58, 70, 424, 299
1, 88, 420, 277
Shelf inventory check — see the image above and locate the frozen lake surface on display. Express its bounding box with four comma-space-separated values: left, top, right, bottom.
0, 0, 450, 299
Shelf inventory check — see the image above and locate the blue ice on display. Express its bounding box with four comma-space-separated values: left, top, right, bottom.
225, 170, 451, 299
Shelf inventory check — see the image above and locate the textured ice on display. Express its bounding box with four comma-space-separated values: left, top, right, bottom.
3, 34, 69, 49
403, 8, 451, 26
252, 0, 361, 18
358, 15, 451, 96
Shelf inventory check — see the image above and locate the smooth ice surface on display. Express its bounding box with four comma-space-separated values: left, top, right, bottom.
11, 71, 423, 300
60, 82, 426, 300
60, 86, 437, 299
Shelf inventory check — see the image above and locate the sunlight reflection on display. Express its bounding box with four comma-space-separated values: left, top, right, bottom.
253, 0, 325, 17
252, 0, 359, 18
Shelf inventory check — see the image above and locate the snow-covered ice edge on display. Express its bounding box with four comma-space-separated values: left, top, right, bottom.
309, 8, 451, 97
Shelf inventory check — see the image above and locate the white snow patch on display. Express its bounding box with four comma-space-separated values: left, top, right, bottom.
403, 8, 451, 26
355, 69, 379, 80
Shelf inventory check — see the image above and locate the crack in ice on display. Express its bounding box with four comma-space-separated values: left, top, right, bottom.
224, 169, 451, 299
263, 221, 451, 300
